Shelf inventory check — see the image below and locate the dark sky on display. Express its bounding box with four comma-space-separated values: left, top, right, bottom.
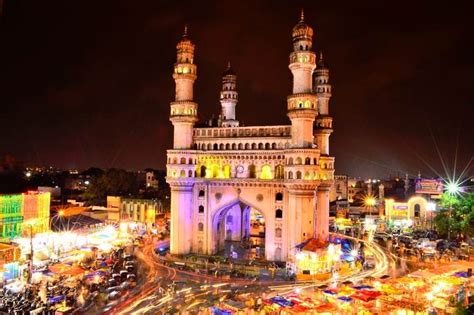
1, 0, 472, 179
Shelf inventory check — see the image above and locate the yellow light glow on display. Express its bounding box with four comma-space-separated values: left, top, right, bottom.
260, 165, 273, 180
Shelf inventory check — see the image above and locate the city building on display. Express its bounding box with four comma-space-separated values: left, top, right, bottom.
384, 196, 434, 229
106, 196, 162, 226
0, 191, 51, 240
146, 171, 159, 189
329, 175, 348, 202
166, 12, 335, 261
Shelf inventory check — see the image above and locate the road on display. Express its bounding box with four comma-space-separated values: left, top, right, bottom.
107, 235, 393, 314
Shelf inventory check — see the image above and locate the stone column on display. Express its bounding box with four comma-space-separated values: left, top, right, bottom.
169, 182, 194, 255
316, 186, 330, 241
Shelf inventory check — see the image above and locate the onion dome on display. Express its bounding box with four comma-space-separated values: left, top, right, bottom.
292, 9, 313, 42
223, 61, 235, 76
317, 52, 329, 69
177, 25, 195, 52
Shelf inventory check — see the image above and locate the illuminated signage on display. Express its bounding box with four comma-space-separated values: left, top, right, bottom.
415, 179, 443, 195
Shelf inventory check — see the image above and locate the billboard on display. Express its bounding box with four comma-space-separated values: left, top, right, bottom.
415, 178, 444, 195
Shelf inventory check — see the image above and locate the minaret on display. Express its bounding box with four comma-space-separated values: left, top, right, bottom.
167, 26, 197, 255
314, 52, 333, 155
220, 62, 239, 127
170, 26, 198, 149
287, 9, 318, 148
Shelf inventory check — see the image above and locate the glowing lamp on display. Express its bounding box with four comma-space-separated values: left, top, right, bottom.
446, 182, 460, 195
350, 249, 358, 258
364, 196, 376, 207
427, 202, 436, 211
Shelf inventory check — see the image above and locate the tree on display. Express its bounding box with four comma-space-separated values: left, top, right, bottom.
83, 168, 138, 205
434, 192, 474, 240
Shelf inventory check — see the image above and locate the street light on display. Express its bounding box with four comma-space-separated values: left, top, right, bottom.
447, 182, 460, 195
364, 196, 377, 216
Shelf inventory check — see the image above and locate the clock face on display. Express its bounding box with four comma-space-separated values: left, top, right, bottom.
236, 165, 244, 174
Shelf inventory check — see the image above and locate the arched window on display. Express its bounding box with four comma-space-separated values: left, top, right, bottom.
288, 157, 294, 165
244, 143, 249, 149
219, 143, 225, 150
180, 170, 186, 177
288, 171, 293, 179
275, 192, 283, 201
305, 157, 311, 165
223, 164, 231, 178
275, 227, 282, 238
225, 143, 230, 150
295, 157, 302, 165
198, 222, 204, 231
272, 143, 276, 149
414, 204, 421, 217
265, 143, 270, 149
251, 143, 257, 149
226, 215, 233, 224
275, 209, 283, 219
313, 158, 318, 165
180, 157, 186, 164
198, 190, 205, 197
258, 143, 264, 149
248, 164, 256, 178
188, 158, 193, 164
232, 143, 236, 150
198, 205, 204, 213
296, 171, 302, 179
260, 165, 273, 179
213, 143, 218, 150
200, 165, 207, 178
188, 170, 193, 177
173, 158, 178, 164
275, 165, 284, 179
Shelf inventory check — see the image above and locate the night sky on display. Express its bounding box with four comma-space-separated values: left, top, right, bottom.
1, 0, 472, 179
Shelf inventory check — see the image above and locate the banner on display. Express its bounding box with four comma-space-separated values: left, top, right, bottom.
415, 178, 443, 195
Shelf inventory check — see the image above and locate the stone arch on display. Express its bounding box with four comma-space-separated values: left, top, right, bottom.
295, 157, 302, 165
232, 143, 236, 150
305, 157, 311, 165
180, 157, 186, 164
275, 164, 284, 179
199, 165, 207, 177
225, 143, 230, 150
188, 170, 193, 177
275, 209, 283, 219
288, 157, 294, 165
288, 171, 293, 179
258, 143, 264, 149
248, 164, 256, 178
251, 143, 257, 150
296, 171, 302, 179
180, 170, 186, 177
213, 143, 218, 150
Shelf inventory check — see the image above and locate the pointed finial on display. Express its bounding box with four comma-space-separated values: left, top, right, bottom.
319, 51, 324, 61
227, 61, 231, 69
183, 24, 188, 37
300, 8, 305, 21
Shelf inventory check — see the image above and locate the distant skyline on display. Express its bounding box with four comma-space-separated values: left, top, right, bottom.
1, 0, 472, 179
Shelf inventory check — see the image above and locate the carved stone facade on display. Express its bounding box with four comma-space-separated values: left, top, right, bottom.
166, 12, 335, 261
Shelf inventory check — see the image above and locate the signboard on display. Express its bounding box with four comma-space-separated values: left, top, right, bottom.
415, 179, 444, 195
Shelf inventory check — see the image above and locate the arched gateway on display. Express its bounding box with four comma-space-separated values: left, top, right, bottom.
166, 12, 335, 262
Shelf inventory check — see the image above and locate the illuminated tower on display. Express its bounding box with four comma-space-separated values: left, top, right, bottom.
314, 52, 334, 242
220, 62, 239, 127
287, 9, 318, 148
285, 10, 322, 254
170, 26, 198, 149
314, 52, 333, 155
168, 26, 198, 255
